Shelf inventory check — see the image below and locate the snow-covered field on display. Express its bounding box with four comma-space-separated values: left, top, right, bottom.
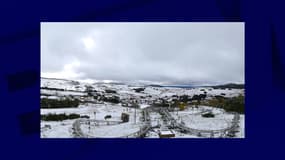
41, 89, 86, 97
41, 78, 245, 138
41, 120, 75, 138
80, 122, 141, 138
170, 106, 233, 130
41, 103, 142, 138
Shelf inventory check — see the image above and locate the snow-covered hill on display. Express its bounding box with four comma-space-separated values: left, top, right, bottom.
41, 77, 244, 101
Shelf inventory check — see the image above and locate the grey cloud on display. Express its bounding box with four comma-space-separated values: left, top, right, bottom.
41, 22, 244, 85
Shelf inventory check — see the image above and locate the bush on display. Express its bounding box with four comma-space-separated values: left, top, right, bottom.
105, 89, 117, 93
214, 95, 224, 99
41, 113, 80, 121
41, 87, 64, 91
179, 95, 191, 103
191, 94, 207, 102
102, 96, 120, 103
202, 112, 215, 118
133, 88, 145, 92
80, 115, 90, 119
179, 103, 186, 111
104, 115, 112, 120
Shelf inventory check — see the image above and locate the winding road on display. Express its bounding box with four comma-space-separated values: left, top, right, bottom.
72, 106, 240, 138
159, 108, 240, 137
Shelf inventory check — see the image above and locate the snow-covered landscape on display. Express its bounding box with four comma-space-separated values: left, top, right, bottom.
40, 78, 245, 138
41, 22, 244, 138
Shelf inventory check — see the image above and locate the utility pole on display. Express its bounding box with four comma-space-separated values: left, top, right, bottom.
132, 100, 137, 124
177, 104, 179, 115
134, 107, 136, 124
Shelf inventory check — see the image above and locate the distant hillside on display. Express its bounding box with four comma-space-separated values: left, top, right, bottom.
41, 77, 79, 83
161, 85, 195, 88
147, 84, 163, 87
210, 83, 244, 89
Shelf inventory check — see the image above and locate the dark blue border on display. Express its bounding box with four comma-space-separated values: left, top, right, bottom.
0, 0, 284, 160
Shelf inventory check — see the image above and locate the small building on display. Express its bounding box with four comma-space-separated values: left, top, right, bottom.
158, 129, 175, 138
121, 113, 130, 122
122, 102, 129, 107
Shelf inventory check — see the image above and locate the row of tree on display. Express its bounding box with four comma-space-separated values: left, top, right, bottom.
41, 113, 81, 121
41, 98, 80, 108
205, 95, 244, 114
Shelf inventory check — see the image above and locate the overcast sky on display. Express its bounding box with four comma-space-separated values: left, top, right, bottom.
41, 22, 244, 85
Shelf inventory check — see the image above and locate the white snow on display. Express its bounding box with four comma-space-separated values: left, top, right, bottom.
80, 122, 141, 138
140, 104, 150, 109
41, 120, 75, 138
41, 78, 245, 138
170, 106, 233, 130
160, 130, 173, 135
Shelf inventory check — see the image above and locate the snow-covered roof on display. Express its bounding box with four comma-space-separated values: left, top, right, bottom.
48, 96, 60, 99
159, 130, 174, 135
140, 104, 150, 109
